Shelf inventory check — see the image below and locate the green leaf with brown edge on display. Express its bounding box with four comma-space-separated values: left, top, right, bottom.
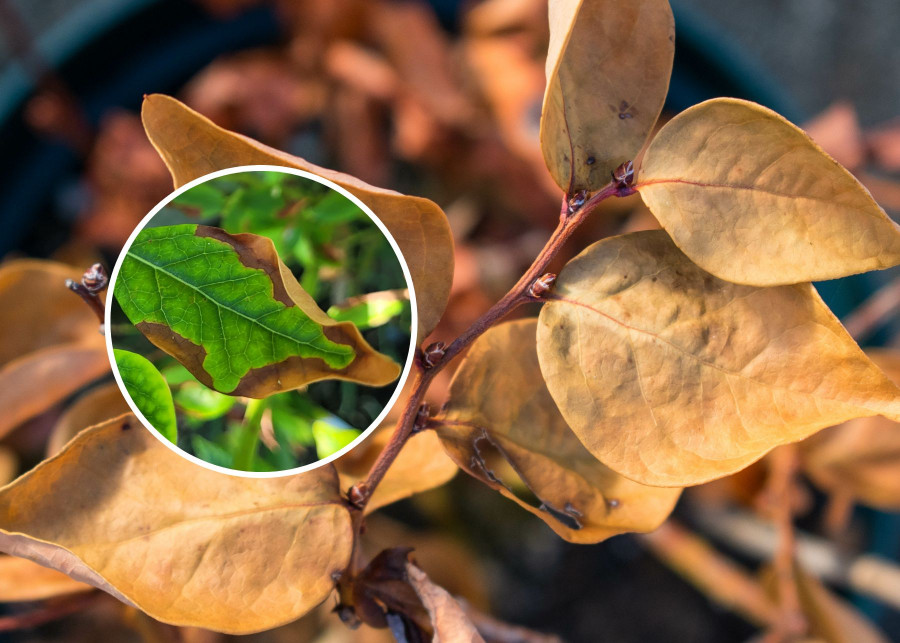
114, 349, 178, 442
0, 413, 353, 634
541, 0, 674, 193
436, 319, 680, 543
537, 230, 900, 487
638, 98, 900, 285
141, 94, 454, 342
114, 224, 400, 398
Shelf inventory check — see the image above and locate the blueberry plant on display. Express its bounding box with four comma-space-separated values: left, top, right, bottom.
108, 171, 410, 471
1, 0, 899, 640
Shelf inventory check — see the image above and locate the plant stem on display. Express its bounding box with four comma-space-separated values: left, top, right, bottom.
354, 180, 622, 512
234, 399, 265, 471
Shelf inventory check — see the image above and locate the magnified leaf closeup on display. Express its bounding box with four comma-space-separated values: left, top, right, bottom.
114, 223, 400, 397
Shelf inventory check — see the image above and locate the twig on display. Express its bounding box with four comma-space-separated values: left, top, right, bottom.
641, 521, 780, 627
842, 274, 900, 340
350, 177, 627, 515
761, 446, 807, 642
689, 504, 900, 611
65, 263, 109, 332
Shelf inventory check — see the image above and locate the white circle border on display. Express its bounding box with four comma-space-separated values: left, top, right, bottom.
105, 165, 418, 478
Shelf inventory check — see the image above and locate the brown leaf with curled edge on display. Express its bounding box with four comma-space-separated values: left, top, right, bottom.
638, 98, 900, 286
405, 562, 485, 643
127, 226, 400, 397
0, 343, 109, 440
0, 260, 104, 366
801, 350, 900, 510
537, 231, 900, 487
0, 414, 353, 633
437, 319, 680, 542
541, 0, 674, 193
141, 94, 454, 342
337, 425, 457, 514
0, 556, 93, 602
46, 383, 130, 457
762, 565, 890, 643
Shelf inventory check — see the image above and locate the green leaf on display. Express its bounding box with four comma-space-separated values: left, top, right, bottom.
191, 435, 233, 468
113, 349, 178, 442
171, 182, 226, 219
174, 382, 236, 420
115, 224, 401, 397
312, 417, 361, 459
327, 290, 408, 329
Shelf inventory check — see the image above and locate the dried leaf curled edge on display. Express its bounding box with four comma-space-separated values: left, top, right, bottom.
537, 230, 900, 487
0, 414, 353, 633
437, 319, 680, 542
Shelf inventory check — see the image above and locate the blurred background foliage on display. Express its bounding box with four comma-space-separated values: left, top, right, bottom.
0, 0, 899, 641
110, 170, 411, 472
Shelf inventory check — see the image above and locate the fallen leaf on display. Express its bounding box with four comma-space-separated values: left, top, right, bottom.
0, 260, 103, 366
337, 425, 457, 514
638, 98, 900, 285
437, 319, 680, 542
405, 562, 485, 643
801, 350, 900, 510
0, 342, 109, 440
762, 565, 890, 643
114, 224, 400, 397
0, 556, 93, 602
0, 414, 353, 633
541, 0, 674, 192
113, 349, 178, 442
141, 94, 454, 341
537, 230, 900, 487
47, 382, 130, 457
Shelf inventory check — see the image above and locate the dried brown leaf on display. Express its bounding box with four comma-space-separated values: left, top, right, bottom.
140, 94, 454, 341
639, 99, 900, 285
541, 0, 674, 192
537, 230, 900, 487
438, 319, 680, 542
46, 382, 130, 457
405, 562, 485, 643
0, 556, 93, 602
0, 342, 109, 440
0, 414, 353, 633
801, 350, 900, 509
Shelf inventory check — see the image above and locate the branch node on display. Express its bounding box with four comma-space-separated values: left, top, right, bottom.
421, 341, 447, 369
565, 189, 589, 216
412, 404, 431, 434
612, 160, 636, 196
66, 263, 108, 331
347, 481, 370, 511
528, 273, 557, 299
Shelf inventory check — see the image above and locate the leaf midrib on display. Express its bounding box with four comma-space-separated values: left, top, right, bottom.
126, 251, 350, 360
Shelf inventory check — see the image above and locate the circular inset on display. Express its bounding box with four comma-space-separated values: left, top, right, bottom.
106, 166, 416, 476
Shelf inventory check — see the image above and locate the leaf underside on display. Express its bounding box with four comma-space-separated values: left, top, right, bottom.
115, 224, 400, 397
537, 230, 900, 487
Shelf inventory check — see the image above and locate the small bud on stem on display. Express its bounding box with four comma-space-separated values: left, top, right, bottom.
421, 341, 446, 369
347, 481, 370, 510
66, 263, 108, 332
412, 404, 431, 433
528, 273, 557, 299
612, 160, 636, 196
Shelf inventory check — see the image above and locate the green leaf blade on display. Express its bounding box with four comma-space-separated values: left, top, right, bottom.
116, 224, 356, 394
113, 349, 178, 442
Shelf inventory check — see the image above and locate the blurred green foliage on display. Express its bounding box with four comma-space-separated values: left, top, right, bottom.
112, 170, 411, 472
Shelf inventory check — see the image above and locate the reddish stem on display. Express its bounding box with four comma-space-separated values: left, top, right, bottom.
354, 180, 622, 512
